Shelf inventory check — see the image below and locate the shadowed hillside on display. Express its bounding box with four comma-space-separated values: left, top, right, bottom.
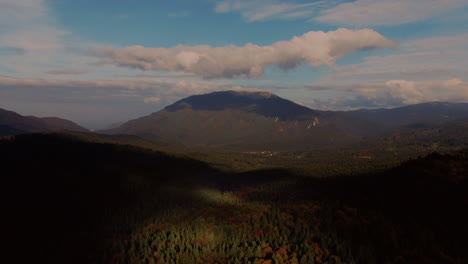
2, 133, 467, 264
0, 108, 88, 136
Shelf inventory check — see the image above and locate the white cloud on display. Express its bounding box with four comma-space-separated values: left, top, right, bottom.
303, 31, 468, 109
316, 0, 468, 26
89, 28, 394, 79
322, 31, 468, 85
215, 0, 328, 21
358, 78, 468, 105
326, 50, 468, 84
306, 78, 468, 109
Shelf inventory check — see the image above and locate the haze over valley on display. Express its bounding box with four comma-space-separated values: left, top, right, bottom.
1, 1, 468, 263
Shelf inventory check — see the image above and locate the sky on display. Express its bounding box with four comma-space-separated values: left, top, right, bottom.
0, 0, 467, 129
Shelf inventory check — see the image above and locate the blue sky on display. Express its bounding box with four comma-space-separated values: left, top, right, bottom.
0, 0, 467, 129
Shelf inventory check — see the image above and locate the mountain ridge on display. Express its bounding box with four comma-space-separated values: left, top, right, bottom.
104, 91, 468, 151
0, 108, 89, 136
164, 90, 319, 121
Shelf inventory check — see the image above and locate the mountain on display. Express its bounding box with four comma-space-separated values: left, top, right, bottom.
0, 108, 88, 136
105, 92, 468, 151
103, 91, 378, 150
344, 102, 468, 130
164, 91, 318, 120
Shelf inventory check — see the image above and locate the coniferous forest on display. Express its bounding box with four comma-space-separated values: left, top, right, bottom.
2, 133, 467, 264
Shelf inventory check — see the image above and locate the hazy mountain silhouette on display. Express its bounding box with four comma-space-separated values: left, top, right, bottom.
165, 91, 318, 120
103, 91, 380, 150
104, 91, 468, 150
0, 108, 88, 136
345, 102, 468, 129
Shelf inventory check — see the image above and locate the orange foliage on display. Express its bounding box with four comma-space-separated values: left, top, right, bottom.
251, 229, 263, 239
262, 245, 273, 258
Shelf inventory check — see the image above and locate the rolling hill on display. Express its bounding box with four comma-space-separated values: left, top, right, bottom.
0, 108, 88, 136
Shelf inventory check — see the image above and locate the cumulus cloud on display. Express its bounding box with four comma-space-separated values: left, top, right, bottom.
306, 78, 468, 109
316, 0, 468, 26
89, 28, 394, 79
357, 79, 468, 105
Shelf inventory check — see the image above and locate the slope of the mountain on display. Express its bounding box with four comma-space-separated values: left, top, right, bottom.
0, 108, 88, 136
104, 91, 377, 150
104, 92, 468, 151
165, 91, 318, 120
33, 116, 88, 132
344, 102, 468, 129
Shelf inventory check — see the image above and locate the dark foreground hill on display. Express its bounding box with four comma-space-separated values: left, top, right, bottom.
104, 91, 468, 151
1, 133, 467, 264
0, 108, 88, 136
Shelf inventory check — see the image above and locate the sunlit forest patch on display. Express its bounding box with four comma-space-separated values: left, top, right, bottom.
2, 133, 467, 264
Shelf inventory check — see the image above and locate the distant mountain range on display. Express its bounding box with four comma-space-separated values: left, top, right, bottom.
3, 91, 467, 150
103, 91, 468, 150
343, 102, 468, 129
0, 108, 88, 136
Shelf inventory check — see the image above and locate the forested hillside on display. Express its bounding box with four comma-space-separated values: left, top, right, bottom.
2, 133, 467, 264
0, 108, 88, 136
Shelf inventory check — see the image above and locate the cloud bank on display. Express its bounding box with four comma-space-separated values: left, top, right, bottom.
316, 0, 468, 26
307, 78, 468, 109
89, 28, 394, 79
320, 32, 468, 86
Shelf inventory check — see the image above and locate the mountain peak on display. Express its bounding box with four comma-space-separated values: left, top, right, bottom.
164, 90, 316, 120
225, 90, 276, 99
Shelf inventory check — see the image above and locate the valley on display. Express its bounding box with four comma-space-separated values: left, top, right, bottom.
2, 91, 468, 264
2, 2, 468, 263
1, 132, 467, 264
